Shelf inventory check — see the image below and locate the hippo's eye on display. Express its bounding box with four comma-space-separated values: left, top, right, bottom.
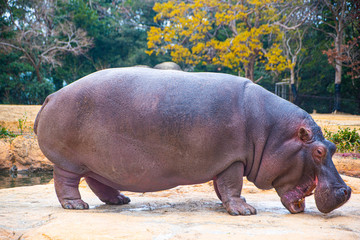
313, 147, 326, 163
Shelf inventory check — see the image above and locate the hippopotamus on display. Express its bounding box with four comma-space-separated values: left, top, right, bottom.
34, 67, 351, 215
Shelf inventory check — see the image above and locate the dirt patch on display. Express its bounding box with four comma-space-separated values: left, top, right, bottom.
334, 155, 360, 177
0, 105, 41, 133
311, 113, 360, 133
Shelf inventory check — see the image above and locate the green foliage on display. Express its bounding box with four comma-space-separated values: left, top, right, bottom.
298, 30, 334, 96
0, 126, 17, 139
324, 128, 360, 153
17, 113, 28, 135
0, 67, 54, 104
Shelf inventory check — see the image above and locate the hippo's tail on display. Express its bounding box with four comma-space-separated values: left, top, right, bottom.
34, 96, 51, 135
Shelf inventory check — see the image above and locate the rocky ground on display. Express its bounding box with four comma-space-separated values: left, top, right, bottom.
0, 105, 360, 239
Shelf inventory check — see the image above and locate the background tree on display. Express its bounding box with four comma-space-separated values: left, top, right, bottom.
52, 0, 168, 86
0, 0, 93, 83
147, 0, 291, 81
316, 0, 354, 112
280, 28, 306, 102
274, 0, 316, 102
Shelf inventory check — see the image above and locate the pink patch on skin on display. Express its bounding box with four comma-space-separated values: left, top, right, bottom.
281, 176, 318, 213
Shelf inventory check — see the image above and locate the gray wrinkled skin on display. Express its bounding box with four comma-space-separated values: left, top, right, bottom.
34, 67, 351, 215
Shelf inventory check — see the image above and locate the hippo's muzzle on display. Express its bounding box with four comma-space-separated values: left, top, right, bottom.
315, 184, 351, 213
280, 153, 352, 214
280, 178, 351, 214
313, 155, 352, 214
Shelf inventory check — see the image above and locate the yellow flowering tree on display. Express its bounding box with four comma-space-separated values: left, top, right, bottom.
146, 0, 289, 81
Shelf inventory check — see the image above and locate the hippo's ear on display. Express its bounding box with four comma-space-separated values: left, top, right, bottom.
298, 127, 312, 142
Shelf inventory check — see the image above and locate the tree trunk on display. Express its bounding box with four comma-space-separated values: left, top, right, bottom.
357, 89, 360, 115
22, 51, 42, 83
333, 11, 343, 113
291, 84, 297, 103
290, 65, 295, 85
290, 64, 297, 102
34, 66, 42, 83
334, 59, 342, 85
334, 58, 342, 112
334, 83, 341, 112
244, 55, 255, 81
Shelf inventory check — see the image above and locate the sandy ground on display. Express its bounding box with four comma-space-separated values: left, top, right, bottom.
0, 178, 359, 240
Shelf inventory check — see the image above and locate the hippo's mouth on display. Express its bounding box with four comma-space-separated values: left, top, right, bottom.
280, 176, 318, 214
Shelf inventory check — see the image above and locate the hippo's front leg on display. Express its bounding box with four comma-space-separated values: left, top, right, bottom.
215, 162, 257, 215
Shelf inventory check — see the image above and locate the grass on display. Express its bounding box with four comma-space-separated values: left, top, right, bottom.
0, 126, 18, 139
324, 127, 360, 153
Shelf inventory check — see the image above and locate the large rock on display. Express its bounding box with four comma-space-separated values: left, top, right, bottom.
10, 135, 53, 171
0, 140, 12, 170
154, 61, 182, 70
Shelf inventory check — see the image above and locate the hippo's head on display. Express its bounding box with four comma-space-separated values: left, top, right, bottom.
258, 122, 351, 214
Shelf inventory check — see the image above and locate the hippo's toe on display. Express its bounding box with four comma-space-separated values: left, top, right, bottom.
224, 198, 257, 216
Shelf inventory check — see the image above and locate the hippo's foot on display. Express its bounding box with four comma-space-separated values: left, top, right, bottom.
62, 199, 89, 210
104, 193, 131, 205
85, 176, 131, 205
223, 198, 257, 216
53, 166, 89, 210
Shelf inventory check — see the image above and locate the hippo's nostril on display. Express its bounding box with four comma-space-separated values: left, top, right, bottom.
337, 187, 350, 199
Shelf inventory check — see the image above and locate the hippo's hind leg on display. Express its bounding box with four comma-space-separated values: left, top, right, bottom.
215, 162, 256, 215
53, 166, 89, 209
85, 177, 130, 205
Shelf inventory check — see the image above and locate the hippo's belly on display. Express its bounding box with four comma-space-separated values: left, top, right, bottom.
71, 130, 238, 192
